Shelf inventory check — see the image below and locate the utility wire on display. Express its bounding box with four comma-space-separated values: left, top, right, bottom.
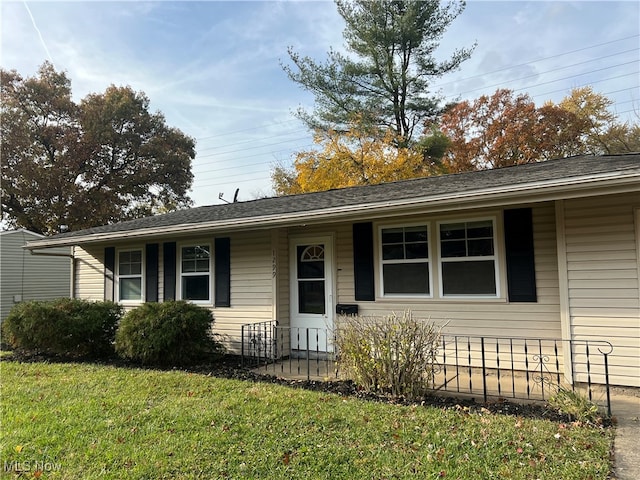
196, 135, 312, 159
195, 118, 300, 141
189, 35, 639, 188
433, 34, 639, 89
197, 127, 309, 152
445, 61, 638, 99
192, 38, 637, 162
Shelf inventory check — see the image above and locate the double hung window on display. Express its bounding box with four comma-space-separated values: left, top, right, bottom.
180, 245, 211, 302
117, 250, 143, 301
439, 220, 498, 296
380, 225, 430, 295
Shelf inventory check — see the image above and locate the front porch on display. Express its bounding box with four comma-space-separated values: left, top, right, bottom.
241, 321, 615, 414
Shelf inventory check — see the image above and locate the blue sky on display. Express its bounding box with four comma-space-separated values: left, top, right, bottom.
2, 0, 639, 207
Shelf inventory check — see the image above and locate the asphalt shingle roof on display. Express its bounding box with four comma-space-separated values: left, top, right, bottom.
40, 153, 640, 242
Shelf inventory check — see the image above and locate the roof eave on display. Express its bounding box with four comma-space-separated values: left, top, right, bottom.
25, 172, 640, 250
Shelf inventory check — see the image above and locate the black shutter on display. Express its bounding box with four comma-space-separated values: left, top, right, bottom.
353, 222, 375, 301
504, 208, 537, 302
163, 242, 176, 301
104, 247, 115, 301
145, 243, 159, 302
215, 237, 231, 307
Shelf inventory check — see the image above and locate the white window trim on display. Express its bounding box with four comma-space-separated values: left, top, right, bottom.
177, 242, 213, 305
116, 247, 145, 304
378, 222, 433, 298
437, 217, 501, 299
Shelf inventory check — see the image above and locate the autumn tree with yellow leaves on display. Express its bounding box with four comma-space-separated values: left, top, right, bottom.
272, 122, 449, 195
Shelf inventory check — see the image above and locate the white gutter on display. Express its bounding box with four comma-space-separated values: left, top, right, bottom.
25, 170, 640, 249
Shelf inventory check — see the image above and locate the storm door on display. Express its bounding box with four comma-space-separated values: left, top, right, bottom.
290, 237, 334, 352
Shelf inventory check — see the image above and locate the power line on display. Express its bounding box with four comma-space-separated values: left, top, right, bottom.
196, 135, 312, 159
524, 74, 639, 102
195, 118, 300, 141
446, 61, 638, 99
197, 127, 309, 153
193, 143, 315, 175
188, 36, 639, 192
433, 34, 639, 90
194, 174, 273, 189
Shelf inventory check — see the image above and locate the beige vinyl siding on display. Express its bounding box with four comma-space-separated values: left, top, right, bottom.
333, 204, 561, 340
74, 246, 105, 301
74, 236, 275, 354
1, 230, 71, 321
273, 228, 290, 327
562, 193, 640, 387
210, 231, 275, 353
289, 202, 561, 339
286, 205, 562, 371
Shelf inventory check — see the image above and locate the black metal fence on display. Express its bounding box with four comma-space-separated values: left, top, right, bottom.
240, 321, 613, 415
240, 320, 336, 379
433, 335, 613, 415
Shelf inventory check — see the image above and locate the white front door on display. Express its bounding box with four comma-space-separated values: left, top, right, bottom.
290, 236, 334, 352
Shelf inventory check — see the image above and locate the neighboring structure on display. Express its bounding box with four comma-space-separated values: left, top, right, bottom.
1, 229, 72, 322
26, 154, 640, 387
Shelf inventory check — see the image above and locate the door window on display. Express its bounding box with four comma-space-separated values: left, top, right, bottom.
297, 245, 325, 314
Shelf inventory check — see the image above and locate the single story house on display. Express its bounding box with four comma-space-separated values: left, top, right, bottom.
26, 153, 640, 388
1, 229, 72, 322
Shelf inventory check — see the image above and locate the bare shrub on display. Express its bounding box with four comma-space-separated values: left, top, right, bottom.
334, 310, 443, 399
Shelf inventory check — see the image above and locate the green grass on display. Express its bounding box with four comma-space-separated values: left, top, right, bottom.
1, 359, 612, 479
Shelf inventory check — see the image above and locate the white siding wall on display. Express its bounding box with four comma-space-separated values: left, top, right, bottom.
1, 230, 71, 321
562, 193, 640, 387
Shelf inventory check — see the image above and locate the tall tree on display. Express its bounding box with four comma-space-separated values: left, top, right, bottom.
556, 86, 640, 155
283, 0, 474, 147
439, 89, 587, 172
272, 120, 447, 195
1, 62, 195, 235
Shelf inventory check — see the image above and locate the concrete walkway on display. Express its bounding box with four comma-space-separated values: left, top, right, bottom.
610, 392, 640, 480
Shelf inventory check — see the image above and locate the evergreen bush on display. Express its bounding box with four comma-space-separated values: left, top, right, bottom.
114, 301, 224, 366
1, 298, 122, 358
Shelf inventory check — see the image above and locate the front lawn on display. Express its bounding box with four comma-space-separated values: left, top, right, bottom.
0, 359, 612, 479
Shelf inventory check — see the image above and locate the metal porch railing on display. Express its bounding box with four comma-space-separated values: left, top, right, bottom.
240, 320, 337, 380
240, 322, 613, 415
433, 335, 613, 415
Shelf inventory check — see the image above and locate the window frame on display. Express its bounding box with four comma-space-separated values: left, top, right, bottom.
437, 217, 501, 299
177, 242, 213, 305
115, 248, 144, 304
378, 222, 433, 298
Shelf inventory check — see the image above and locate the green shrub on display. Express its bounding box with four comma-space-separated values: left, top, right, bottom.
548, 386, 603, 423
334, 310, 442, 399
1, 298, 122, 358
114, 301, 224, 366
